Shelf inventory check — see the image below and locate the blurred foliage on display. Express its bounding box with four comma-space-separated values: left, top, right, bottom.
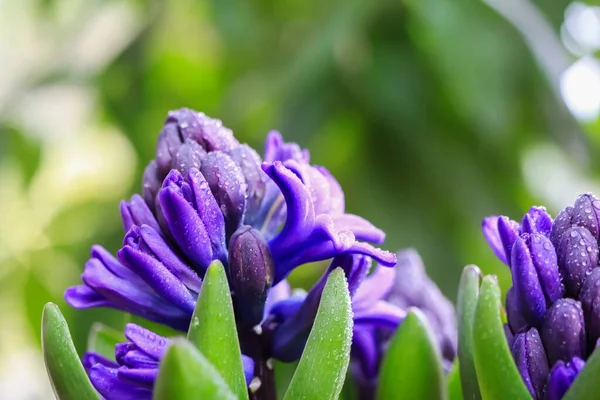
1, 0, 600, 397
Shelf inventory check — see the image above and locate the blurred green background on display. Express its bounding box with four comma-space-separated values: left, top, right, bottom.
1, 0, 600, 397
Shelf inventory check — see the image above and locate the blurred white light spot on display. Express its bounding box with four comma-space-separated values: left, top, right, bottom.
564, 2, 600, 54
522, 143, 600, 212
560, 57, 600, 121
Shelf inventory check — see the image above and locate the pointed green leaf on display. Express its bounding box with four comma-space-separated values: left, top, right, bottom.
87, 322, 125, 360
283, 268, 353, 400
377, 309, 447, 400
563, 346, 600, 400
42, 303, 99, 400
472, 276, 530, 400
153, 338, 236, 400
187, 260, 248, 400
447, 360, 463, 400
457, 265, 482, 400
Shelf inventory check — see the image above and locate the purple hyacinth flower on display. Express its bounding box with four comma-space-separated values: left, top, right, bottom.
263, 161, 395, 283
84, 324, 255, 400
511, 328, 550, 399
545, 357, 586, 400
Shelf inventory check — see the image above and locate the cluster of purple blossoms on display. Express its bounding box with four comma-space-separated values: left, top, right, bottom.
62, 108, 455, 399
483, 193, 600, 400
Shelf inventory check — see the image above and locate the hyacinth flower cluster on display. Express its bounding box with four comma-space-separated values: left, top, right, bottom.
482, 193, 600, 399
45, 108, 460, 399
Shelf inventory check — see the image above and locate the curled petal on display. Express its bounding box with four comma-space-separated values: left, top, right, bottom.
333, 214, 385, 244
482, 216, 509, 265
263, 130, 309, 163
353, 263, 396, 312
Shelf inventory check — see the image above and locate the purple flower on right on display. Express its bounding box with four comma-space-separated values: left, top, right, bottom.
483, 193, 600, 399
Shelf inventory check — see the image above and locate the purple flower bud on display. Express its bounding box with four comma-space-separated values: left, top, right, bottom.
142, 161, 161, 212
155, 120, 184, 177
540, 299, 586, 366
521, 206, 552, 237
579, 267, 600, 352
557, 227, 598, 297
170, 139, 206, 177
571, 193, 600, 240
228, 226, 275, 327
506, 286, 528, 334
227, 144, 267, 226
511, 237, 547, 327
263, 130, 310, 163
200, 151, 247, 237
120, 194, 161, 234
511, 328, 549, 399
545, 357, 586, 400
550, 206, 574, 249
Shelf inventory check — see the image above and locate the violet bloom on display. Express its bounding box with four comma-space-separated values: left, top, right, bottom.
483, 193, 600, 399
65, 108, 395, 330
265, 250, 456, 399
83, 324, 255, 399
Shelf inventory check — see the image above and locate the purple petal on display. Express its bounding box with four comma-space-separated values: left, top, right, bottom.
64, 285, 111, 308
229, 144, 267, 223
511, 237, 546, 327
264, 280, 291, 318
482, 216, 509, 265
526, 233, 563, 304
138, 225, 202, 293
158, 182, 213, 272
352, 264, 396, 312
242, 356, 255, 385
88, 364, 152, 400
263, 130, 309, 163
120, 194, 161, 234
571, 193, 600, 240
578, 267, 600, 352
124, 324, 168, 360
351, 327, 379, 380
333, 214, 385, 244
550, 206, 574, 249
545, 358, 586, 400
117, 367, 158, 390
505, 286, 527, 334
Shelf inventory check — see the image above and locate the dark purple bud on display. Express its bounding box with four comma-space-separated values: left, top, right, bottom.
228, 144, 267, 224
579, 267, 600, 352
511, 328, 549, 399
506, 286, 528, 333
142, 161, 161, 211
545, 357, 585, 400
120, 194, 161, 234
557, 226, 598, 297
228, 226, 274, 327
155, 121, 183, 177
200, 151, 247, 237
521, 206, 553, 237
167, 108, 238, 152
571, 193, 600, 240
526, 234, 563, 304
170, 139, 206, 177
540, 299, 586, 366
550, 206, 574, 249
511, 237, 546, 327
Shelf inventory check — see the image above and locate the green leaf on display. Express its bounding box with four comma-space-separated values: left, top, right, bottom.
447, 360, 463, 400
41, 303, 99, 400
283, 268, 353, 400
457, 265, 482, 399
187, 260, 248, 400
563, 346, 600, 400
472, 276, 530, 400
377, 309, 447, 400
153, 338, 237, 400
87, 322, 125, 360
